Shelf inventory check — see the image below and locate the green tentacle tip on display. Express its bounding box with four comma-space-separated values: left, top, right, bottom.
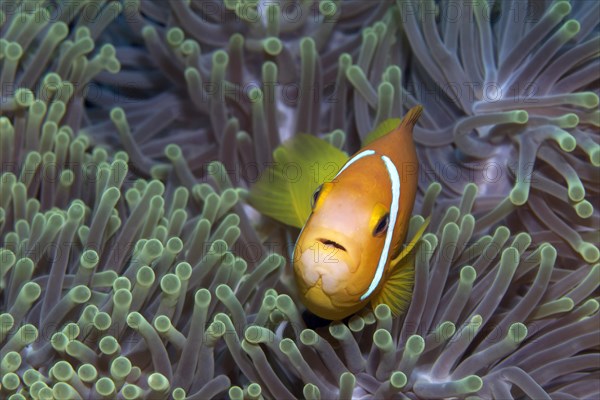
52, 20, 69, 37
275, 293, 295, 311
263, 37, 282, 55
462, 375, 484, 392
374, 303, 391, 319
558, 113, 579, 128
581, 298, 599, 315
567, 184, 585, 202
213, 50, 229, 66
176, 261, 192, 281
244, 325, 275, 344
303, 383, 320, 400
165, 143, 182, 161
300, 329, 318, 345
19, 282, 42, 302
561, 19, 580, 36
509, 184, 528, 206
319, 0, 337, 16
339, 52, 352, 69
249, 87, 263, 103
67, 201, 84, 220
501, 246, 520, 268
535, 297, 575, 319
374, 329, 393, 350
78, 364, 98, 383
166, 27, 185, 46
22, 369, 42, 386
126, 311, 144, 328
43, 72, 62, 87
348, 315, 366, 332
172, 388, 186, 400
300, 36, 316, 54
469, 314, 483, 328
279, 337, 298, 355
442, 221, 460, 240
110, 107, 126, 123
158, 317, 177, 337
148, 372, 170, 391
113, 277, 131, 292
229, 386, 244, 400
36, 386, 53, 400
558, 134, 576, 152
110, 356, 132, 379
142, 238, 164, 259
437, 321, 456, 340
206, 320, 226, 341
195, 288, 212, 307
551, 1, 571, 16
99, 335, 120, 355
93, 312, 112, 330
339, 371, 356, 389
510, 110, 529, 124
60, 169, 75, 186
508, 322, 528, 342
51, 360, 74, 381
160, 273, 181, 295
346, 64, 366, 82
579, 242, 600, 263
6, 42, 23, 60
2, 372, 20, 391
52, 382, 79, 399
578, 91, 599, 108
460, 265, 477, 284
216, 283, 234, 301
406, 334, 425, 355
15, 88, 35, 107
2, 351, 22, 373
247, 382, 262, 398
50, 332, 69, 352
136, 266, 155, 286
30, 100, 47, 116
391, 371, 407, 389
69, 285, 91, 303
122, 384, 143, 399
95, 377, 116, 396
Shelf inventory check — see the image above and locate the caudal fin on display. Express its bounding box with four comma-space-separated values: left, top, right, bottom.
398, 105, 424, 131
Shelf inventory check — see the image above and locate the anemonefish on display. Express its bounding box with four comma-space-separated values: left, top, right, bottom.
292, 105, 427, 320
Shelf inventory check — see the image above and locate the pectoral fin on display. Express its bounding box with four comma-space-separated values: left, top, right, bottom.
248, 134, 348, 228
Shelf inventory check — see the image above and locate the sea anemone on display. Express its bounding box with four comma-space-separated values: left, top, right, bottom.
385, 0, 600, 264
1, 0, 598, 399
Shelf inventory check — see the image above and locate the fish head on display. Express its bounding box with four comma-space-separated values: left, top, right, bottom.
293, 173, 394, 320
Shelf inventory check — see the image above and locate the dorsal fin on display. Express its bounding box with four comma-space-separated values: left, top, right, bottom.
398, 105, 423, 131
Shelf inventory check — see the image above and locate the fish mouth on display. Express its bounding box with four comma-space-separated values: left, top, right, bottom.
317, 238, 347, 252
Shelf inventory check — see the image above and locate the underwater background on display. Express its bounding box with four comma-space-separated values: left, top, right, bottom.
0, 0, 599, 399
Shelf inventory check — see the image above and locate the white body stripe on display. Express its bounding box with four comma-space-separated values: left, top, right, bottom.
360, 155, 400, 300
334, 150, 375, 178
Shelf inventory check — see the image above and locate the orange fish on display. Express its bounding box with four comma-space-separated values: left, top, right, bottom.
292, 106, 428, 320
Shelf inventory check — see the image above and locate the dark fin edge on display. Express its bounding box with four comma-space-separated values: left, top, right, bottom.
398, 105, 424, 131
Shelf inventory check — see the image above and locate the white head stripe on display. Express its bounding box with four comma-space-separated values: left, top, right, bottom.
360, 155, 400, 300
334, 150, 375, 178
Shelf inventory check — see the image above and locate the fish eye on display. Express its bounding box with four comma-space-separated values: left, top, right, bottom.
311, 184, 323, 208
373, 213, 390, 236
